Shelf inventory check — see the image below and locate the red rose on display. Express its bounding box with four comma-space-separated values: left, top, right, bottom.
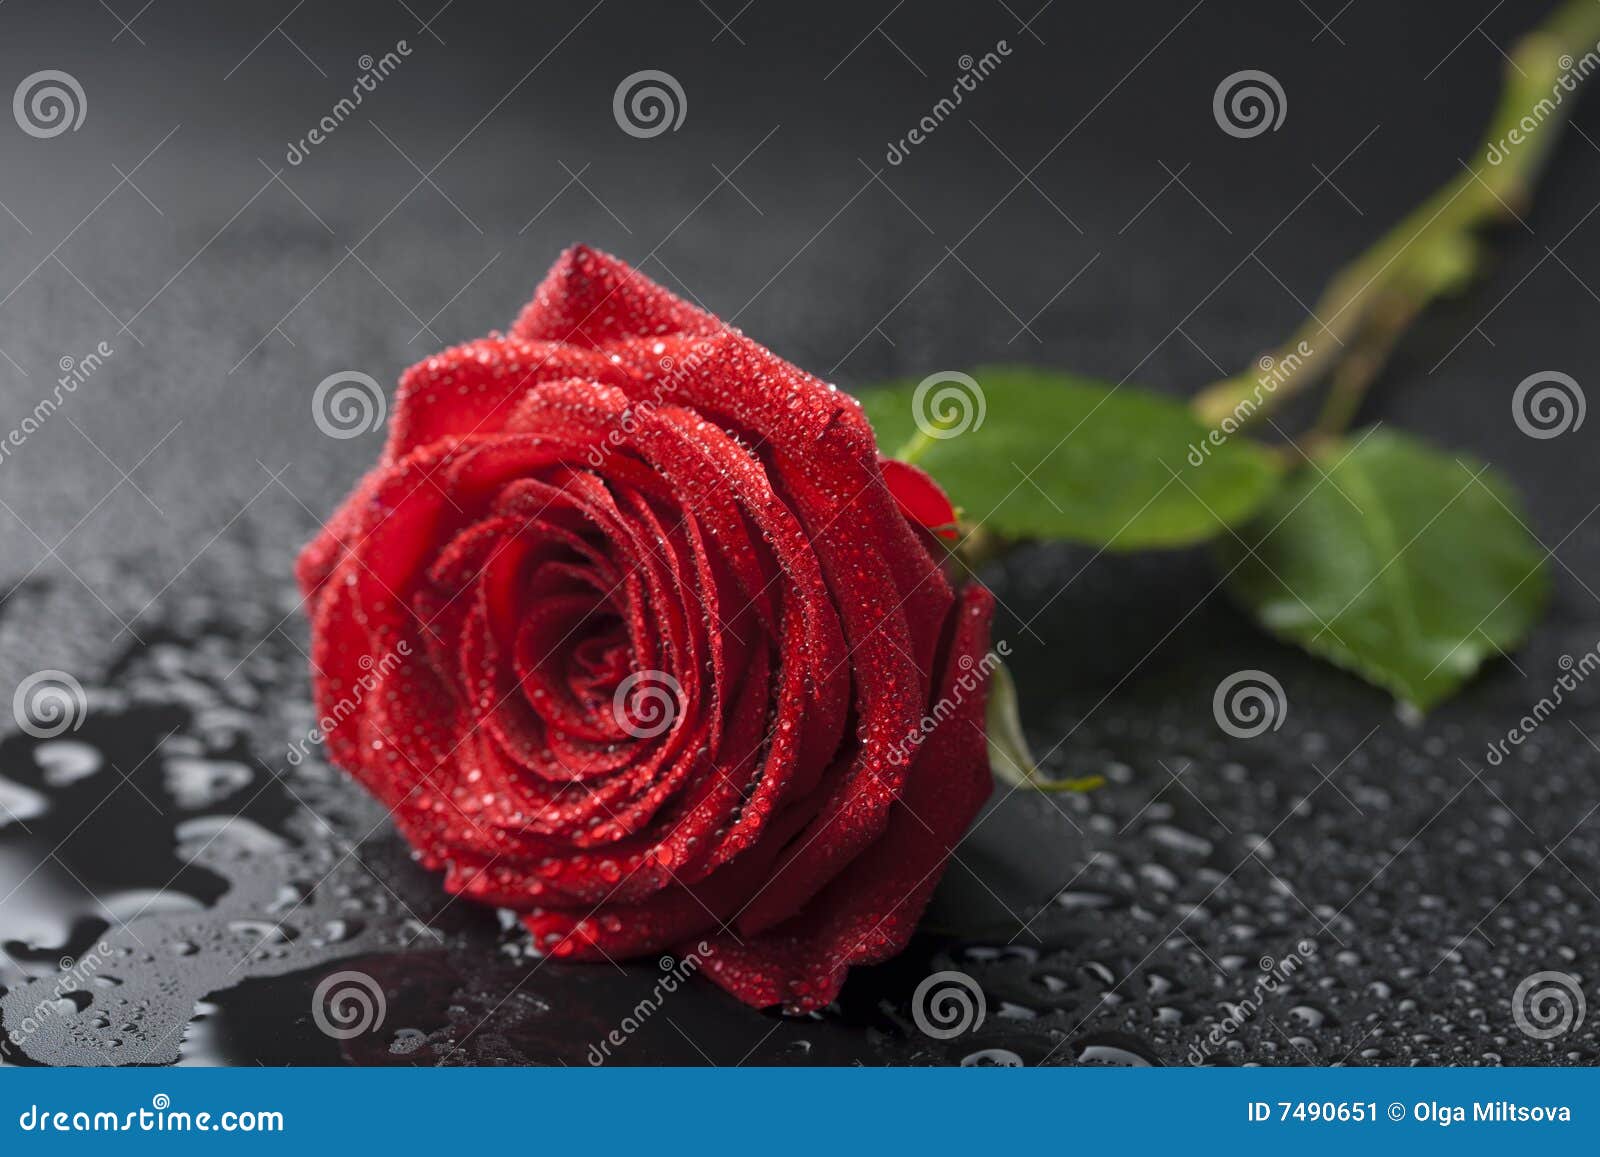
296, 245, 995, 1011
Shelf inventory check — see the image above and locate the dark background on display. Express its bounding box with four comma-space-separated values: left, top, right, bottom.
0, 0, 1596, 1065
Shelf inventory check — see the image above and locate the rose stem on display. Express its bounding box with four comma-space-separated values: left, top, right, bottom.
1190, 0, 1600, 441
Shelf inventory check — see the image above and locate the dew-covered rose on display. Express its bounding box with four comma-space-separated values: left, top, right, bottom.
297, 246, 995, 1010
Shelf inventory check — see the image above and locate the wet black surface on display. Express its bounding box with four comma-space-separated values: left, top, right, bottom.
2, 1, 1599, 1065
1, 534, 1597, 1067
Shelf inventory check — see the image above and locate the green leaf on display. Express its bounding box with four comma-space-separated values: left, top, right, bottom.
859, 367, 1281, 549
986, 661, 1103, 794
1218, 428, 1549, 712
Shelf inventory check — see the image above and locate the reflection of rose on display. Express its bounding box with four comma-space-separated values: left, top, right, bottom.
298, 247, 995, 1010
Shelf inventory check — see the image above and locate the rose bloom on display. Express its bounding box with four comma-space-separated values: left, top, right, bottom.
297, 246, 995, 1010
